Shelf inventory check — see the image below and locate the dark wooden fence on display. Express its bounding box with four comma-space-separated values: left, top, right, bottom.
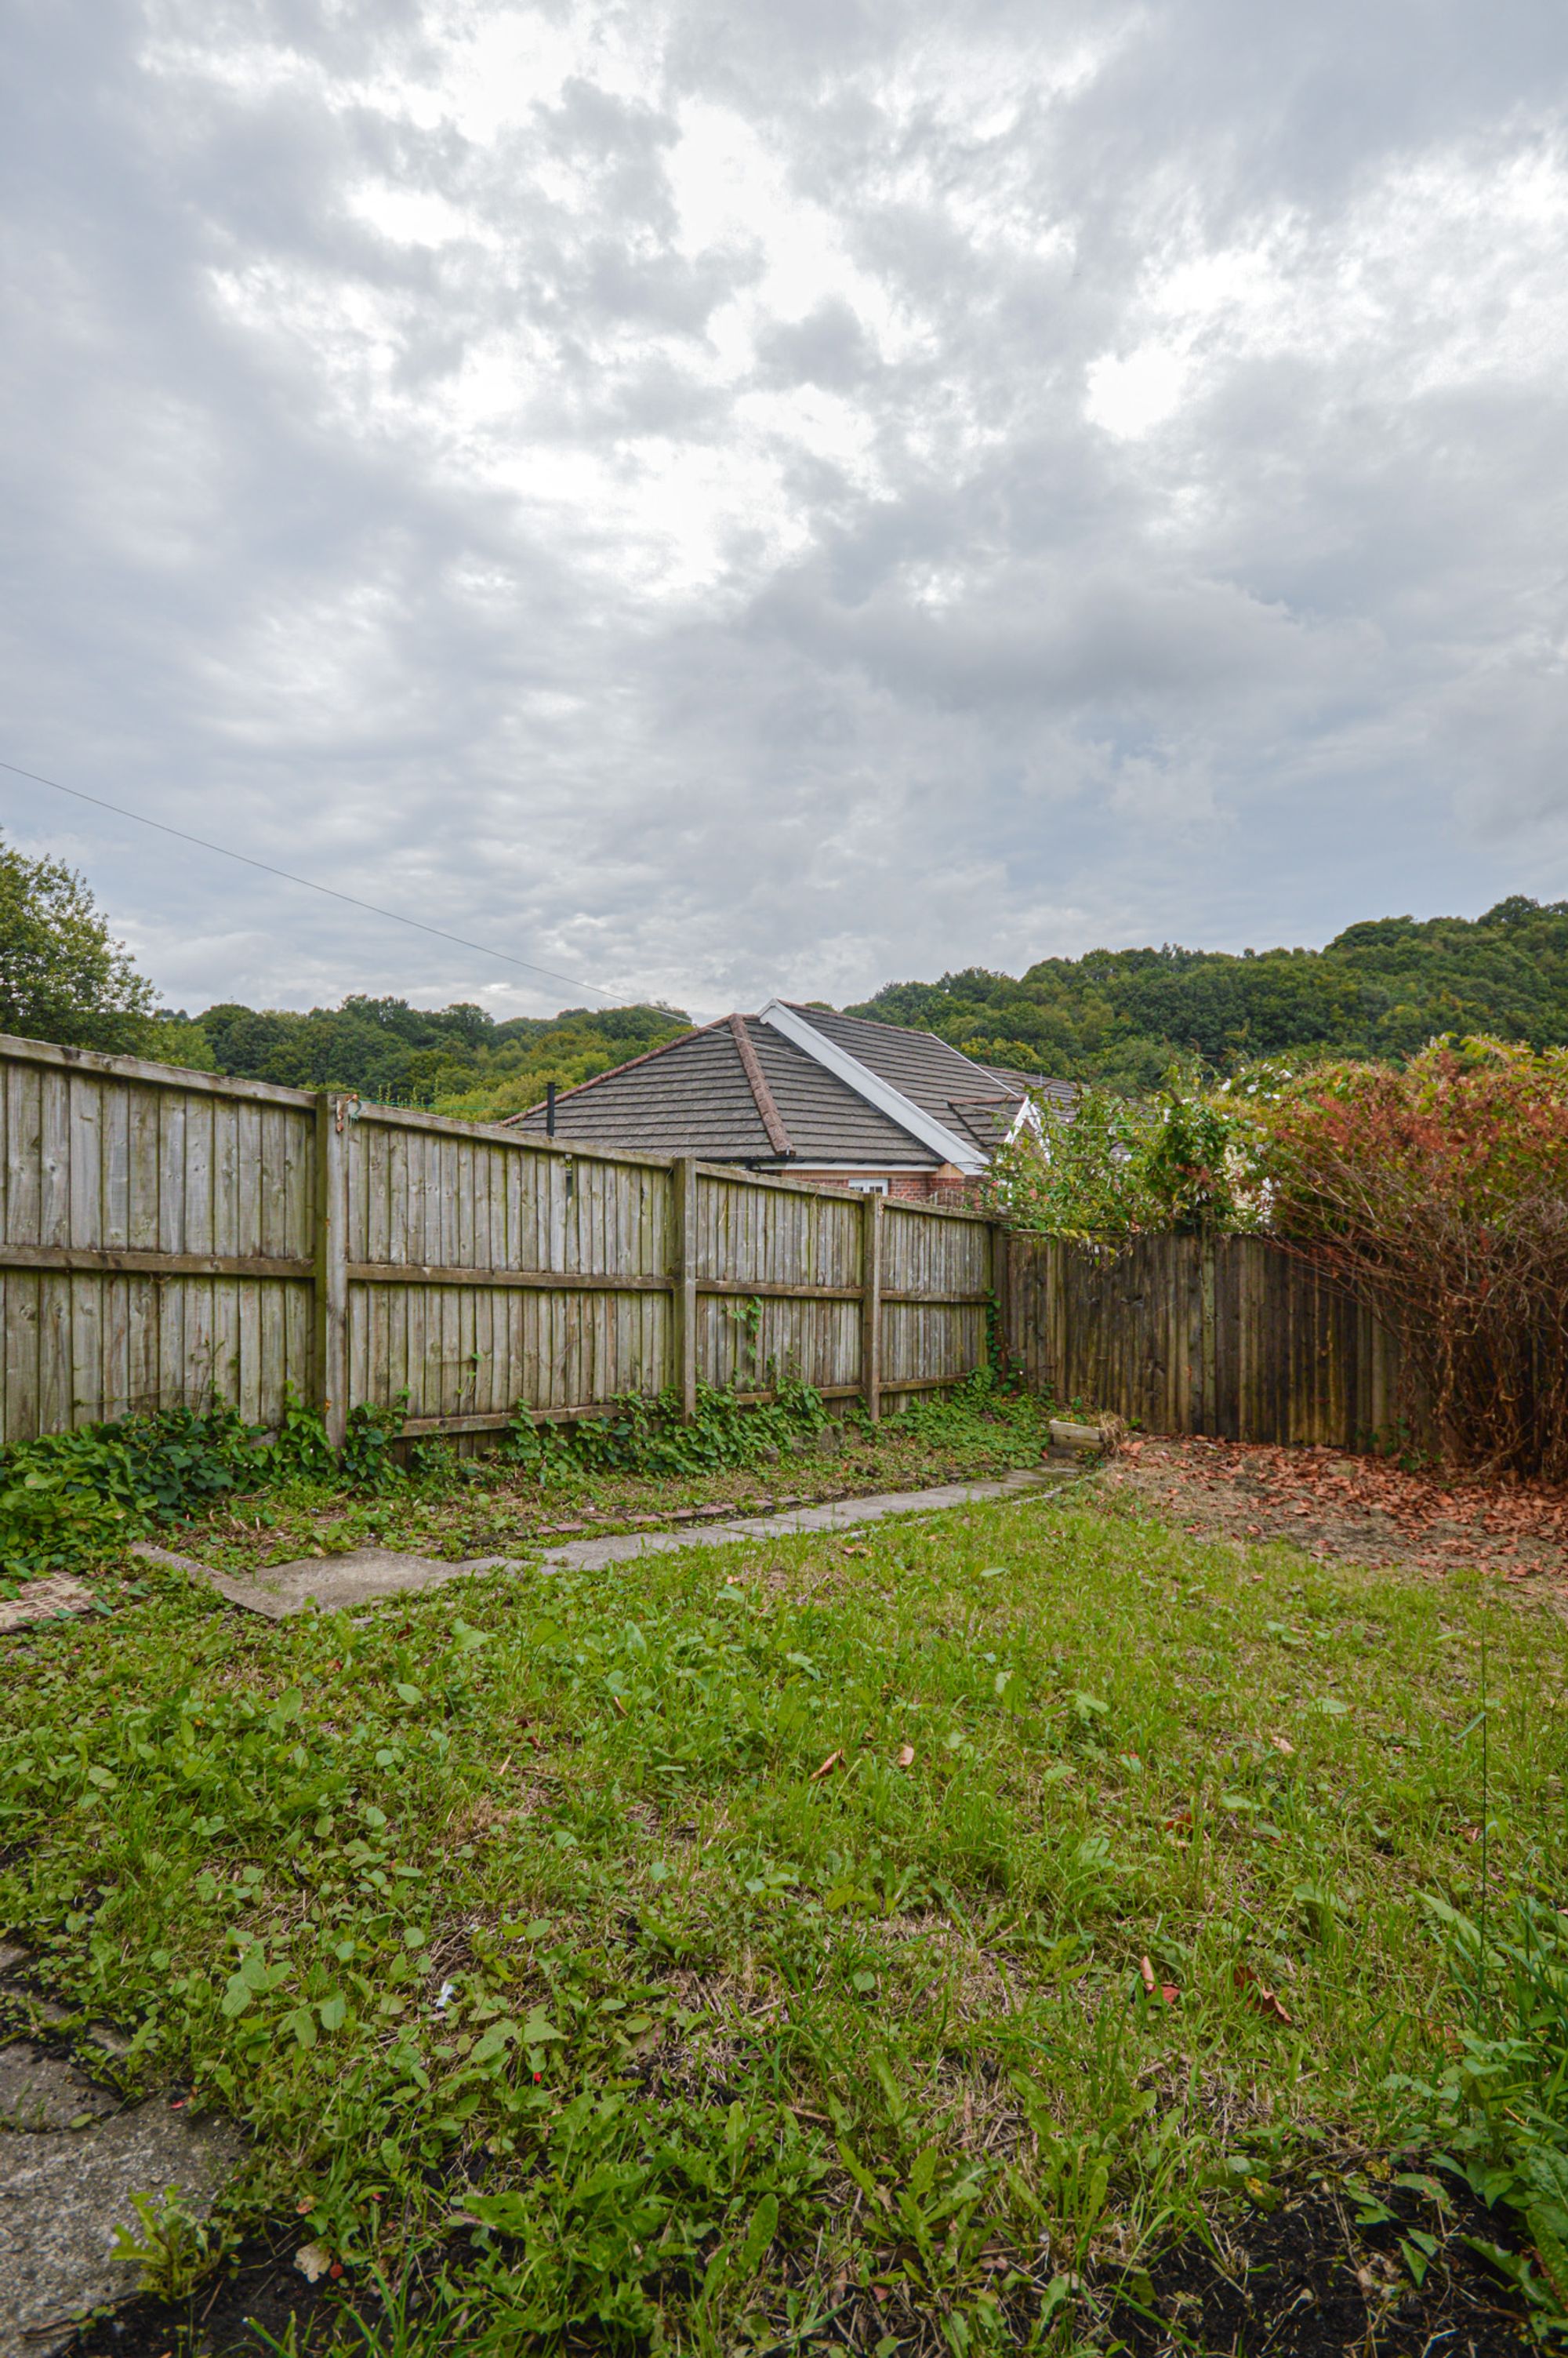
1002, 1232, 1410, 1448
0, 1032, 996, 1448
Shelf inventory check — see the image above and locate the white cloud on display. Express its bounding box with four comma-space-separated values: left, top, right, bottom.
3, 0, 1568, 1022
1086, 343, 1191, 437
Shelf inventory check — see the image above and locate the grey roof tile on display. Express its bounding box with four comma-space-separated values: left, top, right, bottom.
503, 1016, 938, 1164
500, 1001, 1074, 1166
777, 1004, 1072, 1152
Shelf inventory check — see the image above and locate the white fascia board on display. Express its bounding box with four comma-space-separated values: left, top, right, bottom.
758, 1000, 987, 1174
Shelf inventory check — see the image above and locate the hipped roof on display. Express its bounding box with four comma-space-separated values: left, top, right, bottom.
503, 1001, 1070, 1167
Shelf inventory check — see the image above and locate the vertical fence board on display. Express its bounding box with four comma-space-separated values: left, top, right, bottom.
1006, 1233, 1409, 1450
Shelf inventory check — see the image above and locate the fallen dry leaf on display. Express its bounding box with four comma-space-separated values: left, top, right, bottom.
1234, 1964, 1294, 2025
1271, 1734, 1296, 1756
294, 2244, 332, 2285
809, 1750, 844, 1782
896, 1743, 916, 1768
1138, 1955, 1178, 2005
612, 1695, 629, 1718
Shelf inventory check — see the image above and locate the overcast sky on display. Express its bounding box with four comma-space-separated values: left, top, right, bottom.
4, 1, 1568, 1022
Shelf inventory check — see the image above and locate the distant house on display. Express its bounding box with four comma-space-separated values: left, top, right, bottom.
502, 998, 1073, 1202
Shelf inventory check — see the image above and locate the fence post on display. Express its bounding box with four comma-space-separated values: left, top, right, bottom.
673, 1156, 699, 1421
862, 1190, 883, 1422
314, 1093, 350, 1449
1200, 1234, 1218, 1433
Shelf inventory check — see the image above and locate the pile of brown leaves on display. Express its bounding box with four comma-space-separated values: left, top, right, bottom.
1103, 1435, 1568, 1590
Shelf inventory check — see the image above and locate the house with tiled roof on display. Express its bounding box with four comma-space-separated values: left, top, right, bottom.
502, 999, 1073, 1202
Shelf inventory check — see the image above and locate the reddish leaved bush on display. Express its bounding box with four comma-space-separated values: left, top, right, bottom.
1260, 1039, 1568, 1479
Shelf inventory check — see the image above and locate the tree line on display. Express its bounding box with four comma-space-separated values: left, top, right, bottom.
850, 896, 1568, 1092
0, 836, 688, 1119
6, 828, 1568, 1116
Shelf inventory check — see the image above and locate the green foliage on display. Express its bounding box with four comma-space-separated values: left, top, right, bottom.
189, 996, 691, 1119
1399, 1892, 1568, 2334
508, 1375, 829, 1480
0, 1373, 853, 1593
985, 1088, 1159, 1241
0, 1405, 274, 1591
985, 1085, 1269, 1240
0, 1390, 396, 1593
850, 896, 1568, 1090
0, 832, 158, 1055
108, 2190, 232, 2301
887, 1367, 1058, 1448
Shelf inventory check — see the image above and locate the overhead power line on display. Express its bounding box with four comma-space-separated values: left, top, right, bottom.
0, 754, 621, 1002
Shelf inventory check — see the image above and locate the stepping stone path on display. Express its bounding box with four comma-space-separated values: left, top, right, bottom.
136, 1469, 1070, 1618
0, 1946, 242, 2357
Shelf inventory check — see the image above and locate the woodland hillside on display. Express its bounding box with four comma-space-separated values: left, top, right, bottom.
148, 997, 691, 1121
849, 896, 1568, 1092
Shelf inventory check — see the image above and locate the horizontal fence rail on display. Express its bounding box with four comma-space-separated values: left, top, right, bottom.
0, 1034, 995, 1448
1003, 1231, 1409, 1450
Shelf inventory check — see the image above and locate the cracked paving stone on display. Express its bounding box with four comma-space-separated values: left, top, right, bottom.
0, 2044, 242, 2358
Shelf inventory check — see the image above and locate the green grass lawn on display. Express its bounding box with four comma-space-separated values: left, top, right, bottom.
3, 1469, 1565, 2353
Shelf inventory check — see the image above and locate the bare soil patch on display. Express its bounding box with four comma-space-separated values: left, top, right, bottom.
1102, 1434, 1568, 1590
1105, 2173, 1536, 2357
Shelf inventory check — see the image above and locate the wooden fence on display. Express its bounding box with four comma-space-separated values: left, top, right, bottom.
1002, 1232, 1409, 1449
0, 1033, 995, 1449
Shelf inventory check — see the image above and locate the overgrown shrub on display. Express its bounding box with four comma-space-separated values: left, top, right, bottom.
1259, 1038, 1568, 1479
0, 1390, 394, 1593
989, 1036, 1568, 1477
985, 1082, 1268, 1240
0, 1379, 837, 1593
0, 1406, 273, 1591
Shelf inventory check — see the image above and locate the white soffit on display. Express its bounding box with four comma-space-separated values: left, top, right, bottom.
758, 1000, 987, 1175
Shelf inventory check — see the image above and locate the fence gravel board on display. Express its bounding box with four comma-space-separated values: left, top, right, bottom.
0, 1035, 993, 1445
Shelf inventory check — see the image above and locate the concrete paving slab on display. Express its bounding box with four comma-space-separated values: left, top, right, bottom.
132, 1542, 514, 1620
544, 1470, 1058, 1561
0, 2050, 241, 2358
143, 1470, 1069, 1618
0, 2045, 118, 2134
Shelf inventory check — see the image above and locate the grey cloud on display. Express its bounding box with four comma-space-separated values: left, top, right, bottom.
756, 299, 877, 389
2, 0, 1566, 1027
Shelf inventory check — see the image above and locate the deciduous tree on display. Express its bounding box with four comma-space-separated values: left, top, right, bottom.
0, 837, 156, 1054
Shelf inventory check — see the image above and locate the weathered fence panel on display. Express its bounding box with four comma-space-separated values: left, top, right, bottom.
1004, 1231, 1407, 1448
881, 1204, 991, 1406
0, 1034, 995, 1448
0, 1045, 318, 1441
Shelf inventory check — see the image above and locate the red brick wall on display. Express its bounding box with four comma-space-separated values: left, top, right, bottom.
785, 1166, 982, 1208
